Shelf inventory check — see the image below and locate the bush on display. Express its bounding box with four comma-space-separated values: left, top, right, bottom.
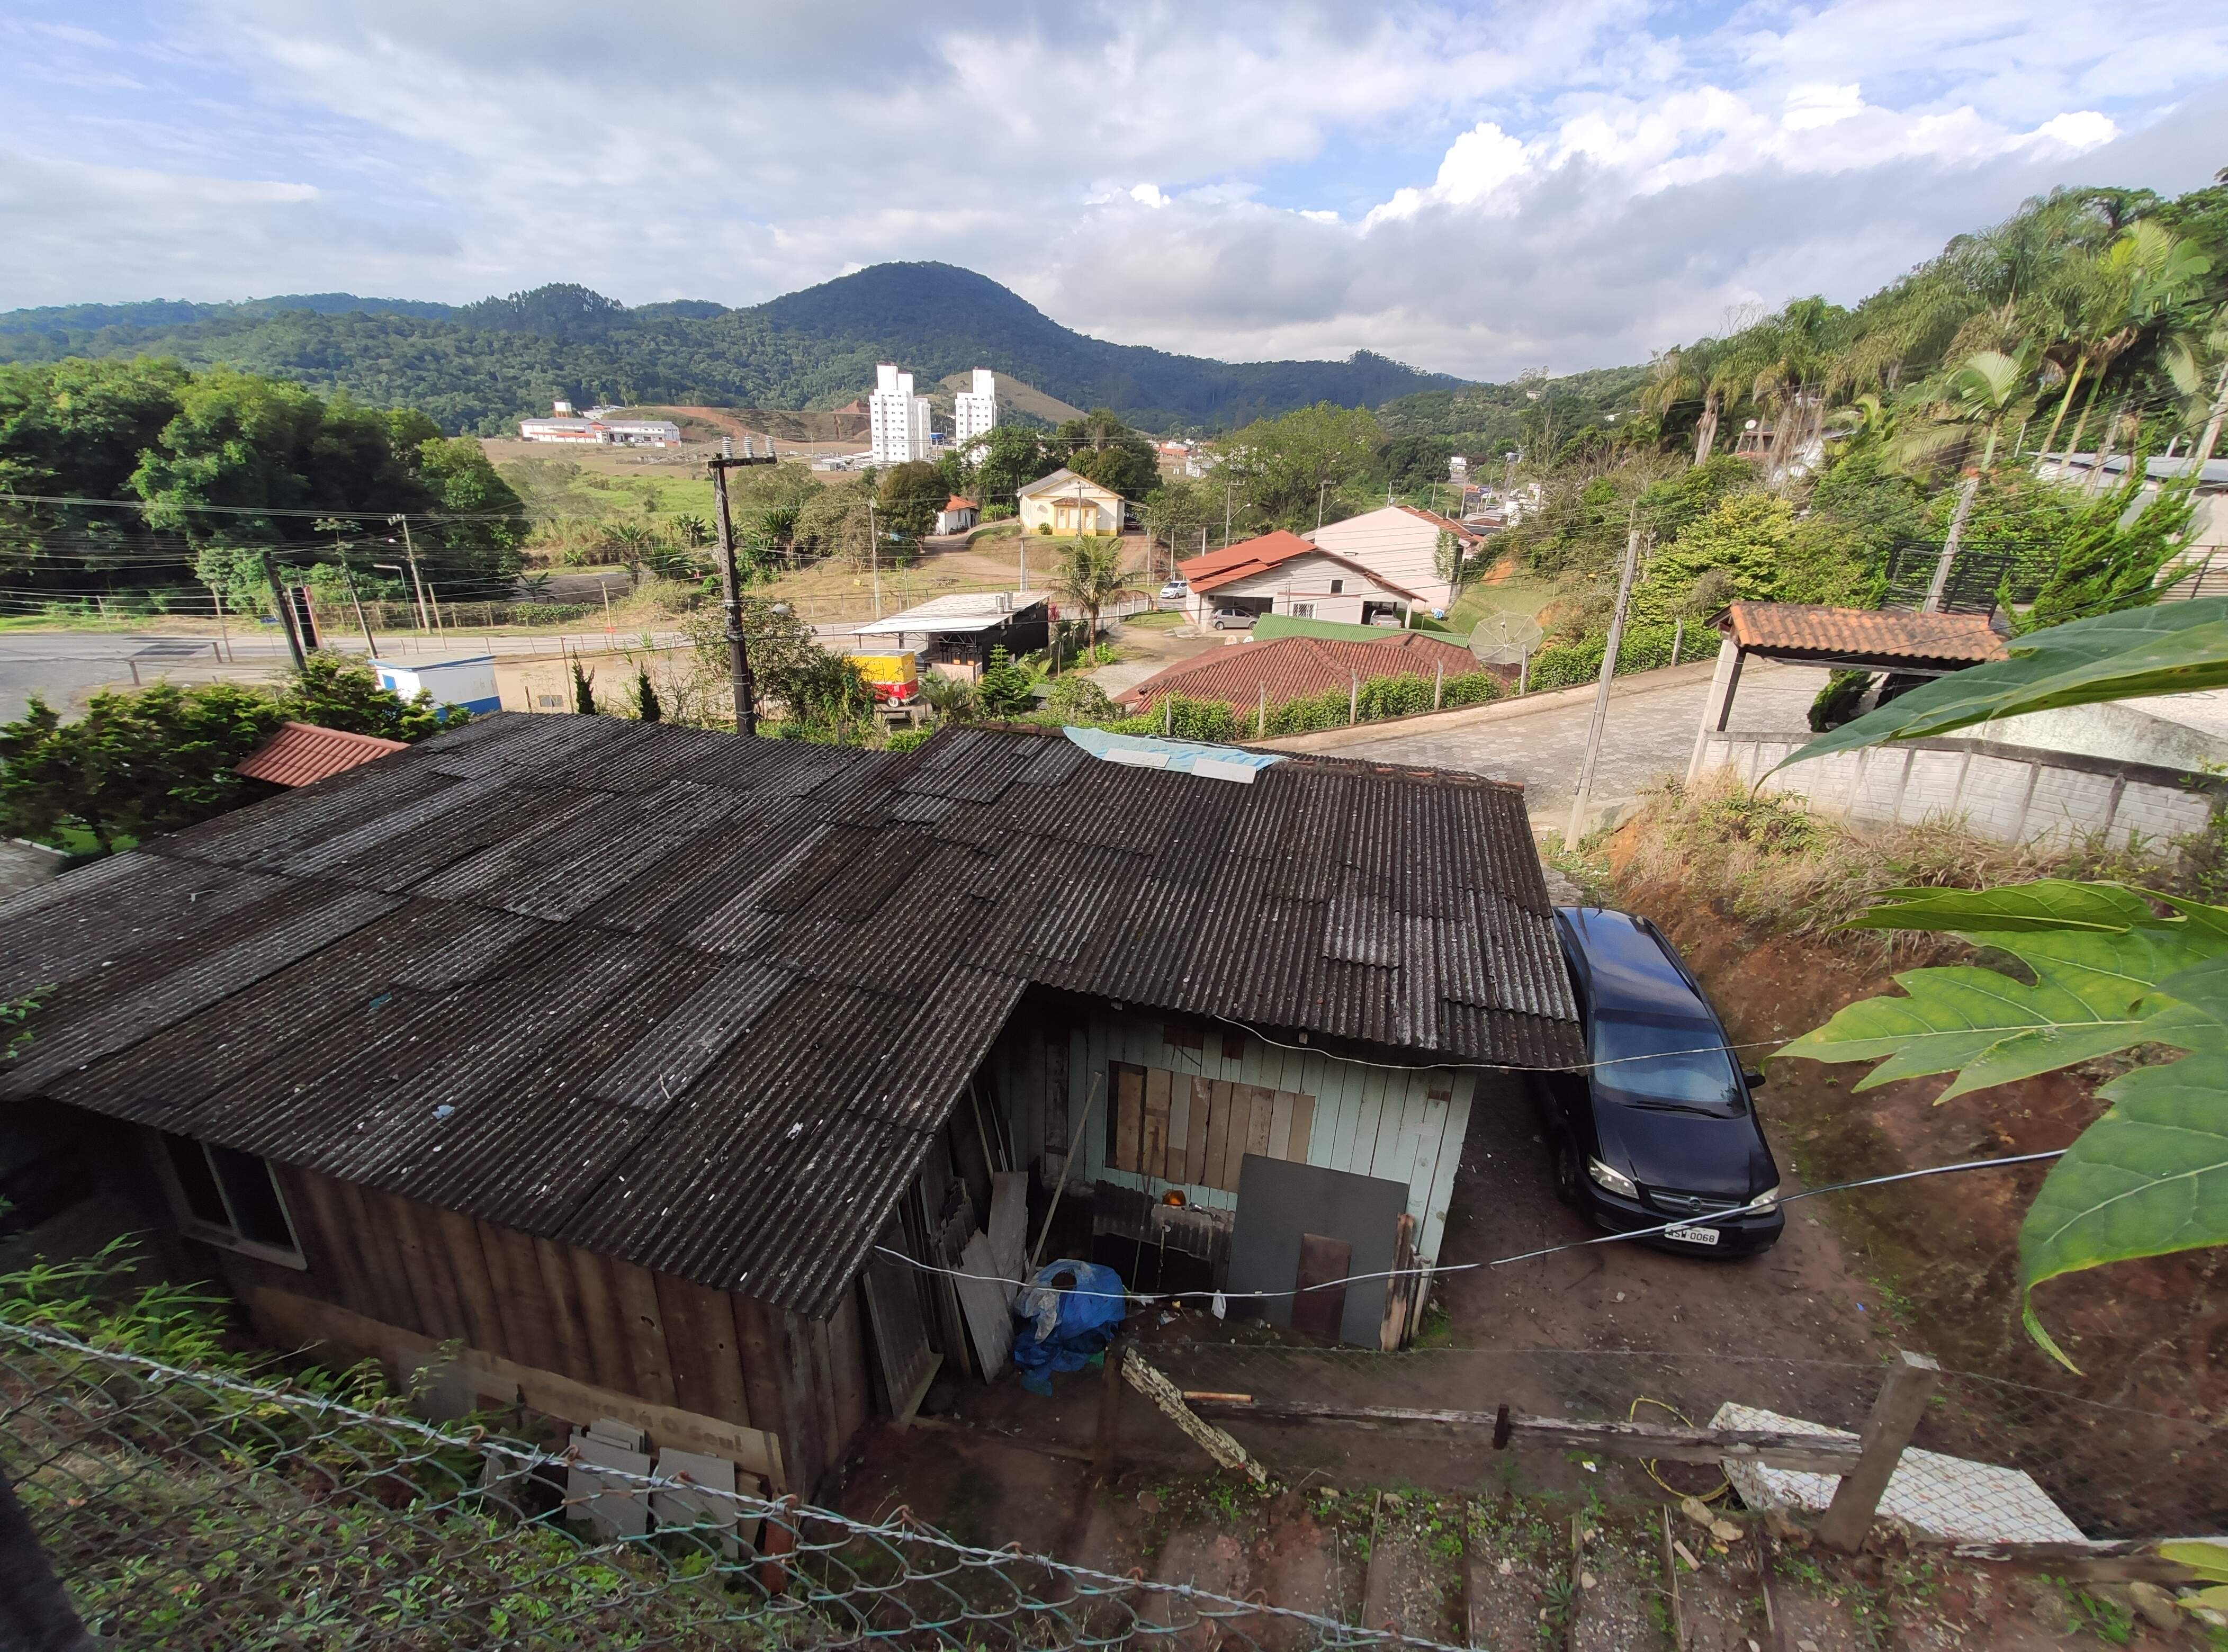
1525, 624, 1678, 690
1042, 675, 1117, 723
977, 647, 1038, 718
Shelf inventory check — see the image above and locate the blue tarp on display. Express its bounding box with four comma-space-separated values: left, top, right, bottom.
1010, 1260, 1126, 1395
1062, 726, 1284, 783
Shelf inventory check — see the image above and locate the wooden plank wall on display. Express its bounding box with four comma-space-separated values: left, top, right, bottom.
1000, 1012, 1495, 1265
251, 1164, 872, 1495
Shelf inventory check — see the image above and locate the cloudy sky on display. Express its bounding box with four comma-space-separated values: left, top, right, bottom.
4, 2, 2225, 380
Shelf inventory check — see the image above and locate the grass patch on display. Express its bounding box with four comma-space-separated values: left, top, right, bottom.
1610, 771, 2173, 946
1118, 609, 1184, 630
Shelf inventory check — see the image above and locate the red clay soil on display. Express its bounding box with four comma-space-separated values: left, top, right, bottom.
1613, 850, 2227, 1536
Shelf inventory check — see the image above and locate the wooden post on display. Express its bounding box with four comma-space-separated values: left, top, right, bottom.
1256, 683, 1266, 739
757, 1493, 799, 1595
1819, 1350, 1939, 1551
1096, 1342, 1125, 1475
1348, 673, 1359, 725
1433, 660, 1444, 710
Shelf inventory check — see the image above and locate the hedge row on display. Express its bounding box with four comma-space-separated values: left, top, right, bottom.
1107, 668, 1505, 742
1522, 624, 1685, 692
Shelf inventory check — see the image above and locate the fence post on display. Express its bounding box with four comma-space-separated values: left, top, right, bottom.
1433, 660, 1444, 710
1819, 1349, 1938, 1551
1348, 674, 1359, 725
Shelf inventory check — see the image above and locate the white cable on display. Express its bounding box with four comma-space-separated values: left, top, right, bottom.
1212, 1011, 1788, 1076
870, 1148, 2066, 1306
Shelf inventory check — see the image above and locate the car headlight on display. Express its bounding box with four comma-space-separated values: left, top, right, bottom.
1749, 1184, 1782, 1211
1587, 1157, 1638, 1199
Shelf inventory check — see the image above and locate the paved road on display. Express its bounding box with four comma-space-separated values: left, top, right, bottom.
0, 629, 697, 723
1276, 658, 1831, 831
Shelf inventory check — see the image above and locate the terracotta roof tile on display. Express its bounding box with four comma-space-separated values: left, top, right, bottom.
1177, 529, 1428, 599
236, 722, 410, 788
1118, 632, 1487, 712
1723, 603, 2007, 665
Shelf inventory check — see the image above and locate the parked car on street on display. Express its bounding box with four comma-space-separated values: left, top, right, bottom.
1158, 577, 1190, 599
1534, 907, 1784, 1254
1209, 606, 1257, 630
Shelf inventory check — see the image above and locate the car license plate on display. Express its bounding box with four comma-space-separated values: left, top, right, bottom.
1664, 1224, 1721, 1246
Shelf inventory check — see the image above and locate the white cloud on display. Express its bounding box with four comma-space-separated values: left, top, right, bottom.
0, 0, 2220, 388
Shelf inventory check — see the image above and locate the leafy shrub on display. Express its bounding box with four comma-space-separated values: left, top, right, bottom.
1525, 624, 1678, 690
977, 647, 1039, 718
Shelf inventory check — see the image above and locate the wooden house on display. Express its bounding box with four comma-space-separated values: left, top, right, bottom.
1, 717, 1578, 1501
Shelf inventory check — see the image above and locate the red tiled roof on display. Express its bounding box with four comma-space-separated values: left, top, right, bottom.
945, 495, 977, 510
1177, 530, 1427, 600
1117, 632, 1487, 712
236, 721, 409, 787
1723, 603, 2007, 665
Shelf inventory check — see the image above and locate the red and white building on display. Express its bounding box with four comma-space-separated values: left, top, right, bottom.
517, 401, 682, 447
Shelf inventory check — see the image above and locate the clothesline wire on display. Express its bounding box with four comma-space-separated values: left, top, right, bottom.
1208, 1013, 1790, 1077
869, 1148, 2067, 1307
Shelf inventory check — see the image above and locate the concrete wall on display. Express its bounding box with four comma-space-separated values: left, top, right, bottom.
1974, 698, 2228, 774
1697, 730, 2226, 850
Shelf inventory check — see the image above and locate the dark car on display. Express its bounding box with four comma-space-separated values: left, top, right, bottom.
1535, 908, 1785, 1254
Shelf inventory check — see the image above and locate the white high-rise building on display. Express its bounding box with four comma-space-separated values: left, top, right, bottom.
868, 363, 932, 466
954, 368, 999, 446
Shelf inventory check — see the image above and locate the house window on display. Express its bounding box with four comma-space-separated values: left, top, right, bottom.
1329, 580, 1344, 594
157, 1131, 303, 1265
1292, 603, 1316, 618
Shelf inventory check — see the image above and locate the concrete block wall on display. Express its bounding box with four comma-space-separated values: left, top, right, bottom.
1699, 732, 2222, 852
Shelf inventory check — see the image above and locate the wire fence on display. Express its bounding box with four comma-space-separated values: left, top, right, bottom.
0, 1322, 1456, 1652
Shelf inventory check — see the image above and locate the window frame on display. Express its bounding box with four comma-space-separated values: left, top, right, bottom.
149, 1130, 307, 1270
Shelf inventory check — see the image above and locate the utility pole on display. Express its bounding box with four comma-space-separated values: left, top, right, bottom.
1565, 513, 1642, 848
260, 550, 307, 671
1925, 471, 1981, 613
338, 558, 378, 657
708, 455, 759, 734
1224, 481, 1234, 548
388, 515, 430, 631
1317, 480, 1332, 529
205, 581, 232, 662
867, 501, 883, 616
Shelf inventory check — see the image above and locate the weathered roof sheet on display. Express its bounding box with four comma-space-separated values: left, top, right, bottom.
5, 717, 1578, 1317
1117, 632, 1487, 712
237, 721, 410, 787
1723, 602, 2008, 666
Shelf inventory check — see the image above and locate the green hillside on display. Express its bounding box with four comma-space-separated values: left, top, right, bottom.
0, 264, 1463, 436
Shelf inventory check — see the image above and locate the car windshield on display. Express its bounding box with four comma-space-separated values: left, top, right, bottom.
1589, 1012, 1744, 1113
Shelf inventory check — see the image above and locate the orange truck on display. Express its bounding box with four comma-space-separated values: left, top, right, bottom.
849, 651, 921, 705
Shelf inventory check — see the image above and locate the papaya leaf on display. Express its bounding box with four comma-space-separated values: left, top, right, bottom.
1837, 880, 2166, 935
2019, 1051, 2228, 1370
1776, 597, 2228, 770
1774, 924, 2214, 1100
2157, 1540, 2228, 1585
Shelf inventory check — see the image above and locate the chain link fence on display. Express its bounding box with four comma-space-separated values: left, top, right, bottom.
0, 1322, 1456, 1652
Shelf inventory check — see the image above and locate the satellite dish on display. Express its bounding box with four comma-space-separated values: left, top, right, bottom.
1469, 611, 1544, 666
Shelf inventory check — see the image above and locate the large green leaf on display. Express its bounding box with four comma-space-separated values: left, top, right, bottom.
1837, 880, 2166, 934
1775, 597, 2228, 770
1781, 878, 2228, 1368
2019, 1049, 2228, 1370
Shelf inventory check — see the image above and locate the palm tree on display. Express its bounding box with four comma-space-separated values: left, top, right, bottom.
1049, 537, 1145, 653
2036, 223, 2210, 459
2164, 307, 2228, 466
1642, 343, 1723, 464
1901, 348, 2040, 611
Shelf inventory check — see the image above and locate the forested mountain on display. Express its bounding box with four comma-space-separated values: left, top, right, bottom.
0, 264, 1462, 435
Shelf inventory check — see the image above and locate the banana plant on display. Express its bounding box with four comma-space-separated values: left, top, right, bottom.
1772, 598, 2228, 1367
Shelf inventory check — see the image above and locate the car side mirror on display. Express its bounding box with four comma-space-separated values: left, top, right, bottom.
1742, 1068, 1767, 1089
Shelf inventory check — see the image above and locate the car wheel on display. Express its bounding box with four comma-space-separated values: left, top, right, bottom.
1553, 1137, 1583, 1208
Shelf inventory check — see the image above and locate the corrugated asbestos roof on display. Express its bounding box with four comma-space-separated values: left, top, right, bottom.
237, 721, 411, 787
1118, 632, 1488, 711
1723, 602, 2008, 665
3, 716, 1579, 1318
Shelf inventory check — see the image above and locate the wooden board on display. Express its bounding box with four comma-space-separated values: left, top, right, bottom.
535, 1238, 597, 1386
729, 1295, 797, 1466
282, 1170, 376, 1322
954, 1230, 1014, 1380
1243, 1085, 1274, 1162
475, 1221, 558, 1373
1110, 1062, 1144, 1173
1286, 1093, 1315, 1165
1292, 1233, 1352, 1343
242, 1282, 784, 1487
434, 1207, 509, 1356
1268, 1090, 1295, 1161
654, 1271, 753, 1427
1166, 1079, 1191, 1178
1043, 1033, 1070, 1156
567, 1247, 637, 1397
397, 1199, 470, 1345
1184, 1078, 1214, 1184
860, 1220, 941, 1426
607, 1260, 679, 1407
1203, 1081, 1235, 1191
1141, 1067, 1172, 1181
826, 1285, 872, 1456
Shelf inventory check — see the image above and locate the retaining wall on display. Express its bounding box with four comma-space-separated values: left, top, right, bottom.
1697, 731, 2226, 850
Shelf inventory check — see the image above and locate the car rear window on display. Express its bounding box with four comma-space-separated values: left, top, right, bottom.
1589, 1012, 1744, 1112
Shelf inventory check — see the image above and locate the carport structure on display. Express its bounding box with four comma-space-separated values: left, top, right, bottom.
1686, 602, 2007, 781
